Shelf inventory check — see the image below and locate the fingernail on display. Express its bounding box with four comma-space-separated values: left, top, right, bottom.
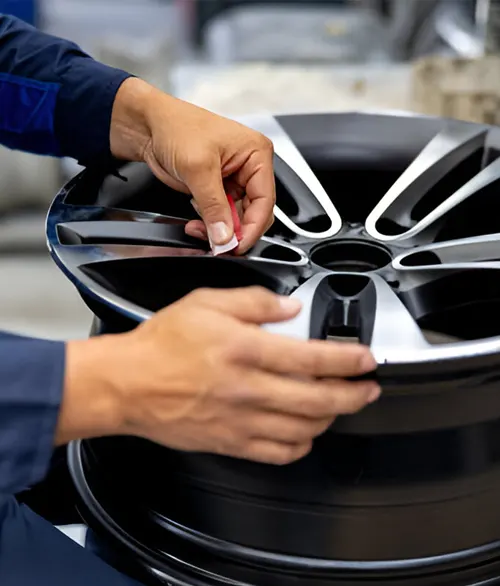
279, 296, 302, 312
360, 352, 377, 373
208, 221, 231, 245
367, 385, 381, 403
211, 235, 239, 256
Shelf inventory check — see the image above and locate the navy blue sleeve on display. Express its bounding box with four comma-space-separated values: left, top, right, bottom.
0, 14, 133, 164
0, 332, 65, 495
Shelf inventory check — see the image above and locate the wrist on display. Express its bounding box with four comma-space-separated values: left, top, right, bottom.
110, 77, 157, 162
56, 336, 127, 445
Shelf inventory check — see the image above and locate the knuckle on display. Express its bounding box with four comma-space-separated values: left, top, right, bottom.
234, 338, 262, 367
298, 440, 314, 457
299, 396, 326, 419
227, 375, 260, 405
333, 383, 373, 415
257, 133, 274, 154
273, 420, 303, 444
329, 389, 354, 415
298, 343, 331, 376
246, 285, 268, 295
247, 286, 277, 308
229, 434, 250, 455
214, 429, 244, 457
188, 287, 214, 304
293, 422, 319, 443
214, 338, 233, 362
313, 417, 334, 436
273, 446, 298, 466
307, 349, 328, 376
337, 343, 372, 374
276, 442, 312, 465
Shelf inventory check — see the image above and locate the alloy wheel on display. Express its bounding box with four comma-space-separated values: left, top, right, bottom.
48, 111, 500, 585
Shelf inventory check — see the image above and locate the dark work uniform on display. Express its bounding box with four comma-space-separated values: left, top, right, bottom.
0, 14, 141, 586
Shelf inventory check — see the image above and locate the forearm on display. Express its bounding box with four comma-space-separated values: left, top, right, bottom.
56, 336, 127, 446
0, 14, 132, 162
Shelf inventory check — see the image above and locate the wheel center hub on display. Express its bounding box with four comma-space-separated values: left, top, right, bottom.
310, 239, 392, 273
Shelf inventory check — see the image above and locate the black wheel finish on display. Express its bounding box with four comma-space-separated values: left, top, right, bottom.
47, 112, 500, 585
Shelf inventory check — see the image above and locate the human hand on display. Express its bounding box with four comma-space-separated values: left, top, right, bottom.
61, 288, 380, 465
110, 78, 275, 253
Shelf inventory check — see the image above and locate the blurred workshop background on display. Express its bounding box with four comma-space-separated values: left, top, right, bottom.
0, 0, 498, 341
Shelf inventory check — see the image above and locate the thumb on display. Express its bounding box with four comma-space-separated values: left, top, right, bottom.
192, 287, 302, 324
185, 165, 234, 246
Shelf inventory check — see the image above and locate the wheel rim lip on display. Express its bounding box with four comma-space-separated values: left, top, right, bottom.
68, 439, 500, 580
46, 110, 500, 368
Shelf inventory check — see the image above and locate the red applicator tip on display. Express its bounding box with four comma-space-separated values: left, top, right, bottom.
227, 194, 243, 242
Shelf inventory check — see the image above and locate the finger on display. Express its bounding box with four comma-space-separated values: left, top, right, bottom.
190, 286, 302, 324
243, 412, 333, 444
183, 159, 234, 247
240, 331, 377, 378
235, 371, 381, 418
185, 219, 208, 241
239, 439, 313, 466
233, 150, 276, 253
235, 213, 274, 255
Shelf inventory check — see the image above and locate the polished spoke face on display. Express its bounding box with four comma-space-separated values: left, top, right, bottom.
358, 275, 430, 363
263, 273, 335, 340
263, 271, 432, 363
365, 123, 489, 243
242, 114, 342, 239
394, 233, 500, 272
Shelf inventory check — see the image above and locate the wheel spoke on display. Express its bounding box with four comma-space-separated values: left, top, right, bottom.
250, 237, 308, 267
55, 247, 301, 324
243, 114, 342, 238
55, 243, 208, 270
394, 233, 500, 272
359, 275, 429, 362
56, 220, 205, 250
365, 123, 489, 243
263, 272, 335, 340
50, 201, 191, 227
